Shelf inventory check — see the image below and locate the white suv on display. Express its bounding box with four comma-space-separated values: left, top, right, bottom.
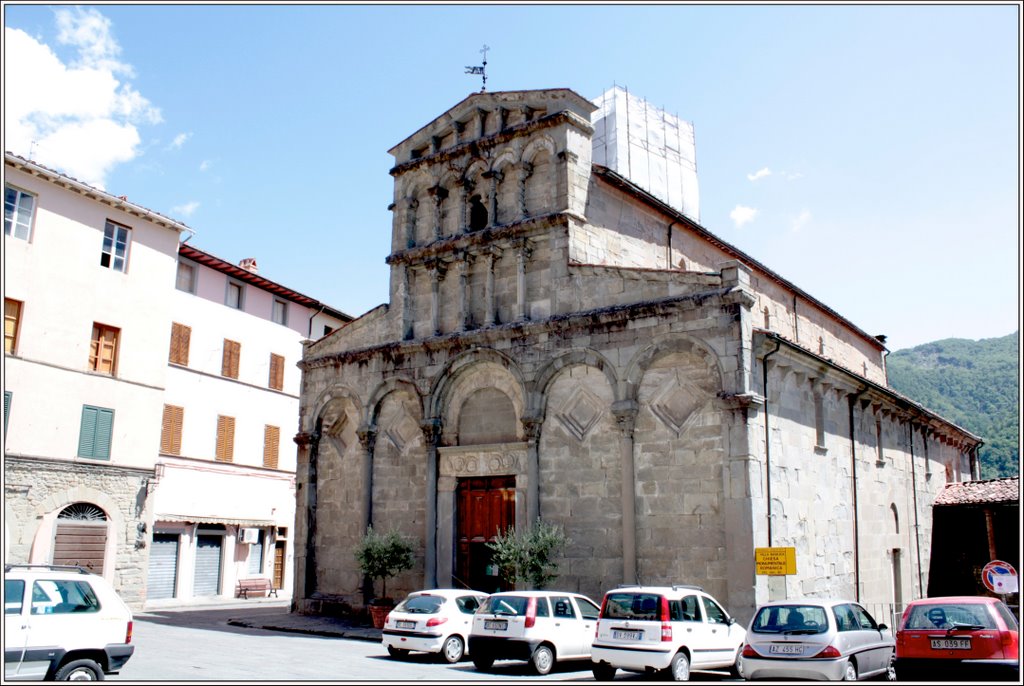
4, 564, 135, 681
591, 585, 746, 681
468, 590, 602, 675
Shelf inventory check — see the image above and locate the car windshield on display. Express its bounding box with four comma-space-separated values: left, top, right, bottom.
480, 595, 529, 616
395, 595, 444, 614
751, 604, 829, 634
601, 592, 661, 620
904, 603, 996, 630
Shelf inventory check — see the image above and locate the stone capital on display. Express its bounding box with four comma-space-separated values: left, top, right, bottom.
356, 425, 377, 451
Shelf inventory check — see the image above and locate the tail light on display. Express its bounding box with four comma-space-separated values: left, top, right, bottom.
525, 597, 537, 628
741, 644, 757, 657
125, 620, 133, 644
813, 645, 842, 658
1000, 629, 1017, 658
660, 596, 672, 641
384, 612, 391, 625
426, 616, 448, 627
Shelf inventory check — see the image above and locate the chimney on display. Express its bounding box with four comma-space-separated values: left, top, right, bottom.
239, 258, 259, 273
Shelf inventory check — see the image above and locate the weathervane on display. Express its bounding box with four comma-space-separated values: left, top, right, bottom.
465, 44, 489, 92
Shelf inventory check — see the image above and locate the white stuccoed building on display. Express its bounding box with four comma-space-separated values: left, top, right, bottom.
3, 152, 350, 608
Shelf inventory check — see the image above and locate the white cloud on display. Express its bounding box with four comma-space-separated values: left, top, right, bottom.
791, 209, 811, 232
169, 132, 191, 150
730, 205, 758, 228
199, 160, 212, 172
3, 8, 161, 189
785, 171, 803, 181
747, 167, 771, 182
172, 201, 200, 217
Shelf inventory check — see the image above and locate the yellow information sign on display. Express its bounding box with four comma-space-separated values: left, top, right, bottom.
755, 547, 797, 576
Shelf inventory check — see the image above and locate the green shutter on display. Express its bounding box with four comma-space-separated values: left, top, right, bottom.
78, 405, 113, 459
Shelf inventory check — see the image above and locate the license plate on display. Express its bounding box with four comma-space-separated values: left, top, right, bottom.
484, 620, 508, 631
930, 638, 971, 650
769, 644, 804, 654
396, 620, 415, 629
612, 629, 644, 641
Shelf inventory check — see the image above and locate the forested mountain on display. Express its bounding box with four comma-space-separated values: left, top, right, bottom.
885, 331, 1019, 479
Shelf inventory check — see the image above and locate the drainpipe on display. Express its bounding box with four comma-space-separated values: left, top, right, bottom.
308, 304, 326, 339
848, 387, 868, 601
666, 221, 678, 269
761, 338, 782, 547
908, 420, 924, 598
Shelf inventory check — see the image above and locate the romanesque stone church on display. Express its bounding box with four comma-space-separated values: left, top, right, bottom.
294, 87, 980, 622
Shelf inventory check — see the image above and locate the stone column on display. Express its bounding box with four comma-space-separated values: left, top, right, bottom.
401, 266, 413, 340
518, 161, 532, 220
612, 400, 638, 585
436, 475, 458, 587
516, 240, 532, 321
428, 185, 447, 241
429, 262, 446, 336
459, 179, 472, 235
483, 170, 502, 228
457, 253, 469, 331
405, 198, 418, 248
294, 429, 320, 601
522, 416, 543, 524
356, 424, 377, 604
484, 247, 500, 326
421, 419, 441, 589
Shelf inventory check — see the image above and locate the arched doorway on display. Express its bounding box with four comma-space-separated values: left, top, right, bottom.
52, 503, 108, 574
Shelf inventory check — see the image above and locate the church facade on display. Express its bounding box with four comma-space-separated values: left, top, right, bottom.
294, 88, 980, 623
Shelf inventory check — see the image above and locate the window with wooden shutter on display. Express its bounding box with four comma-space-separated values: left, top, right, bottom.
215, 415, 235, 462
78, 405, 114, 459
5, 298, 22, 355
169, 323, 191, 366
89, 323, 119, 375
161, 404, 183, 455
269, 353, 284, 391
221, 339, 240, 378
263, 425, 280, 469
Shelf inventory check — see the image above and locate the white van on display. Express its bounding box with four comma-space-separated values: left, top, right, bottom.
4, 564, 135, 680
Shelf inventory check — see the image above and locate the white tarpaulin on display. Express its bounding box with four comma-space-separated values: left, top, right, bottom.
591, 86, 700, 222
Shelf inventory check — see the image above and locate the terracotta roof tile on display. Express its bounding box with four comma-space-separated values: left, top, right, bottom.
934, 477, 1020, 506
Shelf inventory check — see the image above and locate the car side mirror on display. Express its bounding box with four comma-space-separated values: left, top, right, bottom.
728, 617, 736, 625
877, 623, 888, 631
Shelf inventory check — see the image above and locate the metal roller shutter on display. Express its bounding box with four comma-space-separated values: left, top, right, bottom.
193, 535, 223, 596
147, 533, 180, 599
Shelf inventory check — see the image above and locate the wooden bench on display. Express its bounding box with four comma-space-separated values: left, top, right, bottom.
236, 578, 278, 599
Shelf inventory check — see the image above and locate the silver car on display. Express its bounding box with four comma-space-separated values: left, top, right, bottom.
738, 599, 896, 681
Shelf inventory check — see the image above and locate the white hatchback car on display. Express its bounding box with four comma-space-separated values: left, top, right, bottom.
590, 585, 746, 680
468, 590, 602, 675
4, 564, 135, 681
380, 588, 488, 663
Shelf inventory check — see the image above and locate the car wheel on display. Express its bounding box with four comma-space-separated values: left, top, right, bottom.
55, 659, 104, 681
592, 662, 617, 680
386, 645, 409, 659
842, 660, 858, 681
472, 654, 494, 671
530, 644, 555, 676
881, 654, 896, 681
440, 635, 465, 663
666, 651, 691, 681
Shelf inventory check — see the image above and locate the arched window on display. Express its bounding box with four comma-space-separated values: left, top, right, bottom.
469, 195, 488, 231
763, 307, 771, 329
890, 503, 899, 534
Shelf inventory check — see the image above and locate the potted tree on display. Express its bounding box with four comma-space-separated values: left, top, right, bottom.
354, 525, 414, 628
487, 519, 567, 590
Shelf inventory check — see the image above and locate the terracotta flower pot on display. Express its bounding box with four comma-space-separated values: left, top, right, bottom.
369, 601, 394, 629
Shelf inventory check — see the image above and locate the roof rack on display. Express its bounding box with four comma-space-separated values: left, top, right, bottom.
672, 584, 704, 591
4, 563, 92, 575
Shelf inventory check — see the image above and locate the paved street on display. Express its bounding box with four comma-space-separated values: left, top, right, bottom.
111, 604, 738, 681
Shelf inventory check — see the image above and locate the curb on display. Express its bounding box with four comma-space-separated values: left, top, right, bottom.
226, 618, 382, 642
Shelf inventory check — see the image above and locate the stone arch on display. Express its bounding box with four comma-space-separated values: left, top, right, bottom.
430, 349, 526, 445
31, 486, 124, 582
368, 377, 425, 430
523, 136, 557, 216
623, 333, 725, 404
530, 348, 621, 418
493, 149, 519, 226
464, 159, 490, 231
307, 384, 365, 434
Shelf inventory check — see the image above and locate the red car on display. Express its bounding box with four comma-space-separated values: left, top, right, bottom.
895, 596, 1019, 681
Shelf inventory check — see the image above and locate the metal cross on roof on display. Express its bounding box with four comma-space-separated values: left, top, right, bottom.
465, 44, 489, 92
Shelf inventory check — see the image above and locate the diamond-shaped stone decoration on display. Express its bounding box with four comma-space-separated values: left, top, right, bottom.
323, 411, 349, 456
650, 373, 706, 437
385, 414, 418, 453
555, 386, 604, 441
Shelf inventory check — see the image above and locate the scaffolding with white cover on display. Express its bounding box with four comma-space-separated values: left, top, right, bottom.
591, 85, 700, 223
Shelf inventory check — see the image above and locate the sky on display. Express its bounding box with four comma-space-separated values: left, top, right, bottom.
3, 2, 1020, 353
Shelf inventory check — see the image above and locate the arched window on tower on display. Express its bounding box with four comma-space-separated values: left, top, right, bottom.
469, 195, 488, 231
763, 307, 771, 329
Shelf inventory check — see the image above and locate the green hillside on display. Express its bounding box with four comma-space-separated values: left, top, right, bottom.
886, 331, 1019, 478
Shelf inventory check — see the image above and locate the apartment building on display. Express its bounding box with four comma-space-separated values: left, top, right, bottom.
3, 152, 349, 608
